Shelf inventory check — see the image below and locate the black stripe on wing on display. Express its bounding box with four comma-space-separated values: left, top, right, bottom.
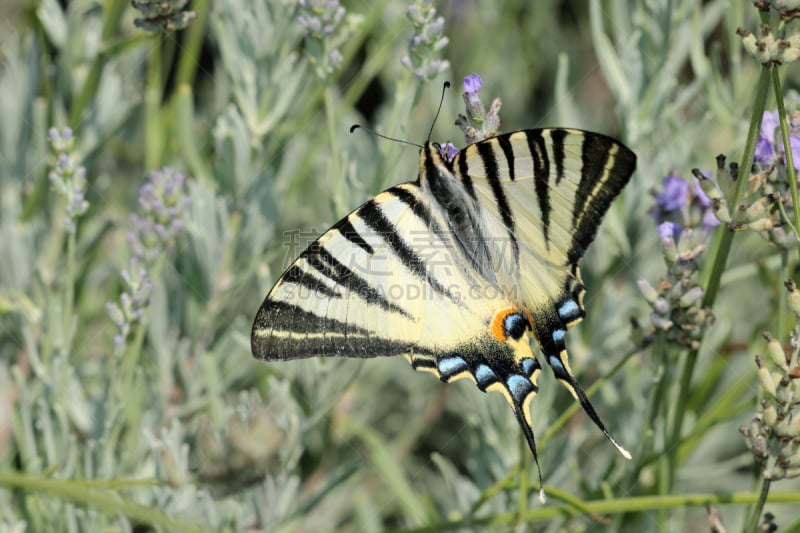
526, 131, 552, 250
423, 147, 495, 279
455, 148, 477, 200
302, 243, 413, 319
385, 184, 435, 231
356, 188, 461, 305
549, 129, 567, 185
253, 301, 431, 359
496, 135, 516, 181
476, 141, 519, 260
332, 217, 374, 255
568, 134, 636, 265
282, 265, 342, 298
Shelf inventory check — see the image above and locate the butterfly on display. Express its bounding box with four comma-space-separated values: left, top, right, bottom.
251, 127, 636, 501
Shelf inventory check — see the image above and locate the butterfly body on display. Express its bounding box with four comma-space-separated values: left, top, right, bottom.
252, 128, 636, 496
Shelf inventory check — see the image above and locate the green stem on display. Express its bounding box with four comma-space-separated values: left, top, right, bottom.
744, 478, 771, 532
667, 65, 771, 489
68, 0, 128, 128
324, 85, 343, 214
771, 67, 800, 258
0, 470, 206, 533
653, 339, 671, 533
62, 229, 77, 360
778, 251, 789, 337
144, 35, 164, 170
174, 0, 208, 88
119, 253, 166, 397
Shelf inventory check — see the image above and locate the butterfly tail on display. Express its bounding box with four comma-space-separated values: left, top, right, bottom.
500, 351, 550, 502
512, 402, 547, 503
545, 345, 632, 460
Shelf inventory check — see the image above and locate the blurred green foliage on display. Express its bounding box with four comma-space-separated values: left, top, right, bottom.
1, 0, 799, 531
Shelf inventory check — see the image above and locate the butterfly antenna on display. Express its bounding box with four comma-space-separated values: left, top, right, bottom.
349, 124, 422, 149
427, 80, 451, 142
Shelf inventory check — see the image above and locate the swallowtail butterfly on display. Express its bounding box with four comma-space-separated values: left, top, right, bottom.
251, 125, 636, 500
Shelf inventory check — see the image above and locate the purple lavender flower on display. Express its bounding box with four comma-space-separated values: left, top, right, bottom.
297, 0, 345, 38
297, 0, 347, 77
658, 220, 680, 241
108, 168, 189, 352
462, 73, 484, 123
48, 127, 89, 232
456, 73, 501, 144
652, 171, 722, 244
127, 167, 189, 265
401, 0, 450, 80
464, 73, 482, 96
754, 109, 800, 171
756, 110, 779, 165
702, 209, 720, 230
693, 181, 711, 207
655, 174, 689, 212
789, 135, 800, 169
106, 257, 154, 352
439, 142, 458, 162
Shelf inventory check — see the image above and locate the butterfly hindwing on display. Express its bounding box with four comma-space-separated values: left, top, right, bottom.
449, 129, 636, 458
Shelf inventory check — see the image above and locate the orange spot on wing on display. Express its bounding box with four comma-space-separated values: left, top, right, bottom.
491, 308, 517, 342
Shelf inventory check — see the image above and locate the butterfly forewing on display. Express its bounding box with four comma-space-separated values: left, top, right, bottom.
451, 129, 636, 309
252, 182, 513, 364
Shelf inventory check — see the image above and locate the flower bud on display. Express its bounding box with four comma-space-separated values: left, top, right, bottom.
740, 28, 759, 56
740, 195, 774, 223
775, 0, 800, 11
653, 297, 670, 315
742, 217, 775, 232
658, 222, 678, 263
757, 355, 778, 397
679, 286, 704, 308
783, 466, 800, 479
763, 404, 779, 427
692, 169, 723, 201
780, 47, 800, 63
764, 330, 789, 369
786, 413, 800, 437
753, 432, 769, 458
786, 279, 800, 318
650, 313, 673, 331
637, 279, 659, 303
711, 198, 731, 224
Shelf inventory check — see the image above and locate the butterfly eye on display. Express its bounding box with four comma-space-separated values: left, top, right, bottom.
503, 312, 529, 341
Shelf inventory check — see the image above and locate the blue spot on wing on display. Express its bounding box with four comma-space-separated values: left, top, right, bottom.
438, 356, 469, 378
558, 300, 580, 319
506, 375, 535, 404
521, 357, 536, 377
475, 364, 498, 388
552, 329, 566, 342
548, 355, 565, 373
503, 313, 528, 340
